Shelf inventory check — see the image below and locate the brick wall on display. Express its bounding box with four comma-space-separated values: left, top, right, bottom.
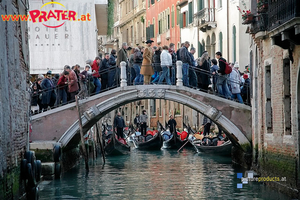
252, 35, 300, 196
0, 0, 30, 199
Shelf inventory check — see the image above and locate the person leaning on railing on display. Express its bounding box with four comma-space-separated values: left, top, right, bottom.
108, 49, 117, 88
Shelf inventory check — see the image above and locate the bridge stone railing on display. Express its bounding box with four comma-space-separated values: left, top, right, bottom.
119, 60, 184, 87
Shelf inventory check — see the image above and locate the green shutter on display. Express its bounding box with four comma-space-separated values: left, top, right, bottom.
146, 27, 150, 40
198, 41, 201, 57
180, 13, 183, 28
219, 32, 223, 53
188, 2, 193, 24
198, 0, 203, 11
151, 0, 155, 5
177, 9, 179, 25
186, 12, 188, 26
172, 10, 174, 28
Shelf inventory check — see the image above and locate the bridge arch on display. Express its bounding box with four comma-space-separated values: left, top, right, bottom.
53, 85, 252, 152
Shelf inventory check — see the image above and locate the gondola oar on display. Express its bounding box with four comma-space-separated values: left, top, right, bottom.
177, 140, 190, 152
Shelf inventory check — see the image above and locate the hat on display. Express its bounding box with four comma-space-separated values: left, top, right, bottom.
153, 46, 157, 50
145, 40, 154, 44
243, 74, 248, 79
46, 70, 52, 75
234, 62, 239, 68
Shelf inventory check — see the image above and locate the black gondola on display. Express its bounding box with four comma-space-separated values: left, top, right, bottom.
133, 132, 163, 151
191, 140, 232, 156
104, 133, 130, 156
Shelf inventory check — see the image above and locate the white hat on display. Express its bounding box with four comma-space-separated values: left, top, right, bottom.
234, 61, 239, 68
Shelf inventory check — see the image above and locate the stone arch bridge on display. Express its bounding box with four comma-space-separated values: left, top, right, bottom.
30, 85, 252, 152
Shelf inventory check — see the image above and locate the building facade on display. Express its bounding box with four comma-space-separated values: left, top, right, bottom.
0, 0, 30, 199
28, 0, 106, 75
146, 0, 181, 49
178, 0, 250, 67
247, 0, 300, 197
115, 0, 147, 48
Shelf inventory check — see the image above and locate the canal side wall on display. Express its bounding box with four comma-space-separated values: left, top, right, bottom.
0, 0, 30, 199
251, 37, 300, 197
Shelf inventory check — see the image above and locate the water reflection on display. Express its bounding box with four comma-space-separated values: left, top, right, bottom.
39, 149, 289, 200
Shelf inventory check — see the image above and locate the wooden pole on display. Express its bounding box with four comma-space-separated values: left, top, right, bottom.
75, 95, 89, 172
96, 122, 106, 164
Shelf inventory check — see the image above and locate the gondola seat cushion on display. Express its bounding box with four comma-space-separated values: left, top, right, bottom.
145, 134, 153, 141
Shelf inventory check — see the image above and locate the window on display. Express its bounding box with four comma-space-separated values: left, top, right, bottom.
167, 9, 170, 29
148, 0, 150, 8
232, 26, 236, 63
171, 5, 175, 28
188, 2, 193, 24
265, 65, 273, 133
218, 0, 222, 8
151, 0, 155, 5
182, 12, 187, 28
159, 99, 162, 116
283, 59, 291, 135
131, 26, 133, 43
158, 14, 162, 34
150, 99, 156, 116
211, 33, 216, 58
219, 31, 223, 53
153, 18, 155, 37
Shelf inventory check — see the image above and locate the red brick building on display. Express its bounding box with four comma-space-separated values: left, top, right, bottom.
146, 0, 181, 49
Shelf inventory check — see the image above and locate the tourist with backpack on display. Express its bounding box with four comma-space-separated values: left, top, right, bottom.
215, 52, 231, 99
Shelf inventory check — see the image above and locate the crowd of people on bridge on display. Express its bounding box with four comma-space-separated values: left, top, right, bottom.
30, 40, 251, 114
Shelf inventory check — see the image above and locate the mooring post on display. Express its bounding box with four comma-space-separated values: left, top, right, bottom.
75, 96, 89, 172
120, 61, 127, 87
96, 122, 105, 164
176, 61, 183, 86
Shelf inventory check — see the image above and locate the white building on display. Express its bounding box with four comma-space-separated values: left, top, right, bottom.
28, 0, 107, 75
178, 0, 250, 68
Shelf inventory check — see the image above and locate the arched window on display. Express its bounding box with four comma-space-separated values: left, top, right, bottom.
219, 31, 223, 53
206, 35, 211, 57
233, 25, 236, 63
211, 32, 216, 58
167, 8, 170, 30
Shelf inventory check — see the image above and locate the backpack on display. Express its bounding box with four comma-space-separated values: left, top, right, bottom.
220, 59, 232, 74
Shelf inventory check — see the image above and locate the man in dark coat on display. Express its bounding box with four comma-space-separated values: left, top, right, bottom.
114, 112, 126, 139
167, 115, 177, 134
116, 43, 129, 86
41, 71, 56, 111
108, 49, 117, 88
100, 53, 110, 90
134, 114, 140, 129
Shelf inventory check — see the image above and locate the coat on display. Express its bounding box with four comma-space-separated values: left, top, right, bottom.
199, 59, 211, 85
160, 50, 172, 66
117, 48, 128, 67
114, 115, 125, 128
41, 78, 56, 105
229, 69, 241, 94
68, 70, 79, 93
141, 47, 154, 76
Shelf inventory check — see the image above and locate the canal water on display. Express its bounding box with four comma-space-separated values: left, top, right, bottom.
39, 149, 289, 200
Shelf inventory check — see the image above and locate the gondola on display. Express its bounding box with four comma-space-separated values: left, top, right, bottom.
133, 132, 163, 151
191, 140, 232, 156
159, 121, 192, 149
104, 133, 130, 156
186, 122, 233, 156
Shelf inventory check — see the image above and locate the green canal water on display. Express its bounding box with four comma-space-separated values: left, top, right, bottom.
39, 149, 290, 200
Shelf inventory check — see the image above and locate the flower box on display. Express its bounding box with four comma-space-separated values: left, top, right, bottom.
242, 14, 254, 24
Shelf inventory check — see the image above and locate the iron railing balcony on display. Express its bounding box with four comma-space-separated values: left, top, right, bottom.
268, 0, 300, 31
194, 8, 216, 32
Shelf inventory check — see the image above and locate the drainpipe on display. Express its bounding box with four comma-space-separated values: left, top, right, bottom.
227, 0, 230, 60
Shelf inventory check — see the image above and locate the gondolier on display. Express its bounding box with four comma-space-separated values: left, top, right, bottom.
114, 112, 126, 139
167, 115, 177, 134
140, 110, 148, 136
134, 114, 141, 129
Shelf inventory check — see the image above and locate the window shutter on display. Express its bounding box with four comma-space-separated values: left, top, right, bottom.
172, 10, 174, 27
180, 13, 183, 28
146, 27, 150, 40
188, 2, 193, 24
186, 11, 188, 26
177, 9, 180, 25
